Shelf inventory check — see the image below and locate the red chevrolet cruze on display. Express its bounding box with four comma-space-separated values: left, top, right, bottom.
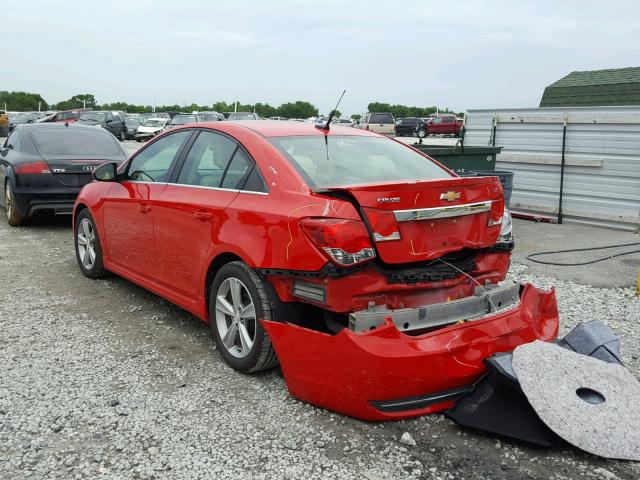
74, 121, 558, 420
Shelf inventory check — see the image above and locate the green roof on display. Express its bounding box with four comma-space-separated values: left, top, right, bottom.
540, 67, 640, 107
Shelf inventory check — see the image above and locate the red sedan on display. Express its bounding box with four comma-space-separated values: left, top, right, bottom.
73, 121, 558, 420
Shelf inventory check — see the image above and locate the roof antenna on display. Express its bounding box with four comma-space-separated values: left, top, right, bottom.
316, 90, 346, 131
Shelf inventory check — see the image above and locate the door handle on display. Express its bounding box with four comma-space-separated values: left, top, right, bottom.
138, 204, 152, 214
193, 210, 212, 221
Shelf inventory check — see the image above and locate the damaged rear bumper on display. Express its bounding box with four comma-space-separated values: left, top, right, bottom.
262, 283, 558, 421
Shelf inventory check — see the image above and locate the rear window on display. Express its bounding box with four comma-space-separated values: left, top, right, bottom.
171, 116, 198, 125
228, 113, 258, 120
270, 135, 451, 188
57, 111, 79, 121
31, 128, 124, 157
368, 113, 394, 124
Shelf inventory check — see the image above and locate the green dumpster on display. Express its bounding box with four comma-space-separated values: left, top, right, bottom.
411, 143, 502, 172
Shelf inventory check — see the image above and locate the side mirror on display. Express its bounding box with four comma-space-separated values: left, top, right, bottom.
93, 162, 118, 182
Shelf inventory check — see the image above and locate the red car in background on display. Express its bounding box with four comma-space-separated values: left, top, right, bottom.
416, 114, 463, 138
73, 121, 558, 420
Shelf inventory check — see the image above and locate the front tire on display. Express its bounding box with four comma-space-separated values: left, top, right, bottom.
119, 129, 126, 141
75, 209, 108, 279
5, 181, 25, 226
209, 261, 278, 373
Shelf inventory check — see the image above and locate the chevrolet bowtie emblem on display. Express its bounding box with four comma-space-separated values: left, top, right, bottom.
440, 191, 461, 202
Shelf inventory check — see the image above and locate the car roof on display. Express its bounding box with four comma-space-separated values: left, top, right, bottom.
188, 120, 378, 138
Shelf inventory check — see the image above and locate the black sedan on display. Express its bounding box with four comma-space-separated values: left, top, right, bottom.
0, 123, 127, 226
394, 117, 421, 136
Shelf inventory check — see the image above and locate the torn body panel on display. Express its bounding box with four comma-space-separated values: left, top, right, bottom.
263, 283, 559, 421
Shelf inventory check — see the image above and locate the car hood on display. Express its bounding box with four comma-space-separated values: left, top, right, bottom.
138, 125, 163, 133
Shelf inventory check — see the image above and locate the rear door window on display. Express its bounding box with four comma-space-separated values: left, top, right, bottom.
220, 148, 253, 190
175, 131, 237, 188
126, 130, 191, 182
369, 114, 394, 124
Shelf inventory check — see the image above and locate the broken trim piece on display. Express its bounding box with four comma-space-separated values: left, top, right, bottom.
393, 200, 492, 222
370, 385, 473, 413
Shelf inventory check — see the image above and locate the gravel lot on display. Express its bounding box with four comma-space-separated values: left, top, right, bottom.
0, 139, 639, 479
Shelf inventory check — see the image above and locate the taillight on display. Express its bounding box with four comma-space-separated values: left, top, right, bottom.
300, 218, 375, 266
14, 161, 51, 174
363, 208, 401, 242
488, 197, 504, 226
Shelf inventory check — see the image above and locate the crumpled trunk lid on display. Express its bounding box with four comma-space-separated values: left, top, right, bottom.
315, 177, 504, 264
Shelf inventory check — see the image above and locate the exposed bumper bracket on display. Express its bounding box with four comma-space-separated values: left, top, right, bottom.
349, 281, 520, 333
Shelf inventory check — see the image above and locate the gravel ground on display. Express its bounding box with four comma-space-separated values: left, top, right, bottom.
1, 215, 640, 479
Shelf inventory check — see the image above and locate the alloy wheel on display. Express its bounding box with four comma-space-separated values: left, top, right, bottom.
215, 277, 257, 359
77, 218, 97, 270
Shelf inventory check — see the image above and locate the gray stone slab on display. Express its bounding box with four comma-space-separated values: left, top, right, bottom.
512, 340, 640, 460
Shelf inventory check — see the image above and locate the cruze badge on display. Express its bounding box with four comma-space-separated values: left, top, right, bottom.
440, 191, 461, 202
377, 197, 400, 203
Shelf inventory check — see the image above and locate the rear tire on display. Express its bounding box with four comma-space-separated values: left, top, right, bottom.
5, 181, 25, 226
209, 261, 278, 373
417, 128, 427, 138
75, 209, 109, 279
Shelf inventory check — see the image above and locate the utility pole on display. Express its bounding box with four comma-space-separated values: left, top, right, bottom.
153, 97, 156, 113
38, 101, 41, 112
234, 101, 238, 113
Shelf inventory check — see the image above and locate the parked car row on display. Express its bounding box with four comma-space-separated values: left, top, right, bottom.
0, 118, 547, 423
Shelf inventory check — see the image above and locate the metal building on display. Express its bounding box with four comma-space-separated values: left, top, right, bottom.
540, 67, 640, 107
464, 106, 640, 231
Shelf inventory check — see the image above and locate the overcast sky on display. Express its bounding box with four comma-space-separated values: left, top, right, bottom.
4, 0, 640, 115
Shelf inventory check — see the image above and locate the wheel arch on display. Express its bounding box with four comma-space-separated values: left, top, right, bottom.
73, 202, 89, 227
203, 252, 244, 322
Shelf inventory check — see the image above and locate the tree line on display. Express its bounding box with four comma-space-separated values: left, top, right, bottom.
1, 91, 461, 119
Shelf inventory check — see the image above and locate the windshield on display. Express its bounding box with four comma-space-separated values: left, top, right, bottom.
31, 128, 124, 157
228, 113, 256, 120
11, 114, 30, 123
78, 112, 105, 122
125, 118, 139, 126
270, 135, 451, 188
170, 116, 197, 125
143, 119, 165, 127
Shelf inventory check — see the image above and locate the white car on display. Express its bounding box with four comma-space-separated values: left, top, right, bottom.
331, 118, 357, 128
135, 118, 169, 142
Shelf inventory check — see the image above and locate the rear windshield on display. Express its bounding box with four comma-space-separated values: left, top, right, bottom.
171, 116, 197, 125
78, 112, 105, 121
31, 128, 124, 157
143, 119, 165, 127
57, 111, 79, 121
270, 135, 451, 188
368, 113, 394, 124
228, 113, 257, 120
